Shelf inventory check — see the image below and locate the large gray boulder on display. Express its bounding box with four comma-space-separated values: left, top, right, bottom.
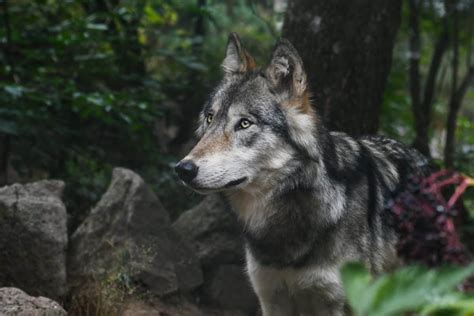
0, 180, 67, 300
69, 168, 203, 295
173, 195, 258, 315
173, 195, 244, 267
120, 297, 248, 316
203, 265, 258, 314
0, 287, 66, 316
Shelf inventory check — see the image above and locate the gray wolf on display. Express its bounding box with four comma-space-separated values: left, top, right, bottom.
175, 33, 428, 316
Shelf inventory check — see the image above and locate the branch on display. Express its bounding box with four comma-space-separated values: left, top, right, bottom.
465, 0, 473, 67
409, 0, 432, 155
453, 66, 474, 107
450, 0, 459, 96
421, 22, 449, 119
409, 0, 421, 112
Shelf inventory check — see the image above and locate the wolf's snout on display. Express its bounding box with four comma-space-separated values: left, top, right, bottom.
175, 160, 199, 183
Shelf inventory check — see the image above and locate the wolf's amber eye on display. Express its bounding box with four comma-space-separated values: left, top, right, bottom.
206, 113, 213, 124
238, 119, 252, 129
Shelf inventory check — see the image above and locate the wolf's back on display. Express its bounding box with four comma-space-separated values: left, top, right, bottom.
360, 135, 430, 177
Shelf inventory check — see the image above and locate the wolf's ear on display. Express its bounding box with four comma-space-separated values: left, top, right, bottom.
265, 38, 307, 97
221, 33, 256, 75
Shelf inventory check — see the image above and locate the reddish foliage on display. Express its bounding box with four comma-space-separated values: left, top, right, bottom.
389, 170, 472, 267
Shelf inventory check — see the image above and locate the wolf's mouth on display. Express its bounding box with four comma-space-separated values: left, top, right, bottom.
224, 177, 248, 188
185, 176, 248, 193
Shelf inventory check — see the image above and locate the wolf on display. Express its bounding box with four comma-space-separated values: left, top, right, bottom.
175, 33, 428, 316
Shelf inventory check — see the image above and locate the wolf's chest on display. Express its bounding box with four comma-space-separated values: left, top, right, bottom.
243, 208, 329, 267
228, 190, 331, 268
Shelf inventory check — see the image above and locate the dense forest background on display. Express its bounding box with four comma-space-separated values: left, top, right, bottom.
0, 0, 473, 232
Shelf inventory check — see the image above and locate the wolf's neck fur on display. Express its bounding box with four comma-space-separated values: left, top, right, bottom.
225, 111, 349, 267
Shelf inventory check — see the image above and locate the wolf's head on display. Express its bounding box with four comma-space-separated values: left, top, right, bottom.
176, 33, 320, 194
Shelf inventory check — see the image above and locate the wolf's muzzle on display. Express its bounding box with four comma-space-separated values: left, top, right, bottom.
175, 160, 199, 183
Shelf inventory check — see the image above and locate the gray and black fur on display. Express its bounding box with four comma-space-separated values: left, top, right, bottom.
175, 33, 429, 316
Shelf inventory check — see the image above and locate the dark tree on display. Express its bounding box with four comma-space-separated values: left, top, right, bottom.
408, 0, 449, 158
282, 0, 402, 135
444, 3, 474, 168
407, 0, 474, 165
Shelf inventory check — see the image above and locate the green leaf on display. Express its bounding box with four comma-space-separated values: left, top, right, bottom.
420, 293, 474, 315
369, 266, 434, 316
86, 23, 108, 31
4, 85, 25, 98
341, 262, 373, 316
431, 264, 474, 294
342, 263, 474, 316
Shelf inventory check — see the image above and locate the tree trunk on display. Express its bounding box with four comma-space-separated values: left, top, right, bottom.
408, 0, 424, 154
282, 0, 402, 135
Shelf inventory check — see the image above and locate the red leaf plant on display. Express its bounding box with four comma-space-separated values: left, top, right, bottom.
388, 170, 474, 268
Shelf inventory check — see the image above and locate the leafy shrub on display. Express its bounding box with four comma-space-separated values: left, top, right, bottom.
341, 262, 474, 316
388, 170, 473, 266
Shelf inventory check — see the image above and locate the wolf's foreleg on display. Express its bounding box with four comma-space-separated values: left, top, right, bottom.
246, 250, 296, 316
293, 287, 346, 316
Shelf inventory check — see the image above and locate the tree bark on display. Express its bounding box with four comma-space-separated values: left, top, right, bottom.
444, 66, 474, 168
443, 1, 474, 168
408, 0, 424, 153
444, 4, 460, 169
409, 1, 449, 158
282, 0, 402, 135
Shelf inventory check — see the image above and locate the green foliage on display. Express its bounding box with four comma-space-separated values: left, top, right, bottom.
380, 51, 414, 143
0, 0, 278, 228
382, 0, 474, 167
1, 0, 168, 229
341, 262, 474, 316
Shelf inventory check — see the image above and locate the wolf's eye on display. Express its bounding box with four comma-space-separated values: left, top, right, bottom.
206, 113, 213, 124
238, 119, 252, 130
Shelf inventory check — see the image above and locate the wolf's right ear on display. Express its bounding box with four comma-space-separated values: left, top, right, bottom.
265, 38, 307, 97
221, 33, 256, 75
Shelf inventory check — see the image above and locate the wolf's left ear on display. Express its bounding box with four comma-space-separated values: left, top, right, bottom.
221, 33, 256, 75
265, 39, 307, 97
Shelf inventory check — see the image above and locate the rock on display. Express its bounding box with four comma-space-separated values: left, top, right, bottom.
120, 297, 202, 316
69, 168, 203, 296
173, 196, 258, 315
203, 265, 258, 314
173, 195, 244, 267
0, 287, 67, 316
120, 297, 249, 316
0, 180, 67, 300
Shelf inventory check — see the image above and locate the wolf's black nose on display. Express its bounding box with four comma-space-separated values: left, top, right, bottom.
175, 160, 199, 183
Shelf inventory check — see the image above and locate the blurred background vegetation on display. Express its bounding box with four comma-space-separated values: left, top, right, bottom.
0, 0, 473, 233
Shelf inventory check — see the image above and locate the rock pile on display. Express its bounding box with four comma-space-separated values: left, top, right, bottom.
0, 168, 258, 315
